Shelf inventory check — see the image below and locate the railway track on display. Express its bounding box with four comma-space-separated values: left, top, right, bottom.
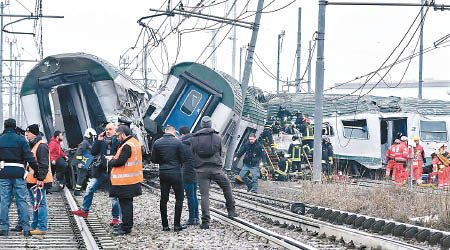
217, 186, 450, 249
141, 182, 317, 250
0, 187, 117, 250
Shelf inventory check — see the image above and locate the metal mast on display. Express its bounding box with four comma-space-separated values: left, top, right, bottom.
418, 0, 424, 99
313, 0, 327, 182
224, 0, 265, 170
296, 8, 302, 93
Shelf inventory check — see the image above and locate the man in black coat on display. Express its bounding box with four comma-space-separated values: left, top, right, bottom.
72, 123, 121, 226
0, 119, 38, 237
179, 126, 199, 226
235, 134, 265, 193
191, 116, 238, 230
151, 125, 186, 232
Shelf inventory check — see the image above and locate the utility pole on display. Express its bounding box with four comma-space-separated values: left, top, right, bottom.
295, 8, 302, 93
8, 41, 12, 119
0, 2, 4, 130
224, 0, 265, 170
18, 61, 21, 126
14, 56, 17, 120
308, 40, 312, 93
239, 46, 242, 82
313, 0, 326, 182
231, 2, 237, 78
276, 30, 284, 94
210, 30, 217, 69
144, 45, 148, 90
418, 0, 424, 99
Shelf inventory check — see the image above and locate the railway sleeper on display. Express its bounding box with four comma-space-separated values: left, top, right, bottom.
362, 218, 375, 230
441, 234, 450, 249
370, 220, 384, 233
392, 224, 407, 237
403, 226, 418, 240
313, 208, 326, 219
328, 211, 341, 224
336, 213, 348, 225
415, 229, 430, 242
307, 206, 318, 215
352, 216, 366, 229
320, 209, 333, 220
429, 232, 443, 245
345, 214, 357, 225
381, 222, 396, 235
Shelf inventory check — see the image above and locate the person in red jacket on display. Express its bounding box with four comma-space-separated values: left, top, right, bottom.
412, 137, 426, 186
48, 131, 69, 188
385, 139, 400, 182
394, 136, 410, 187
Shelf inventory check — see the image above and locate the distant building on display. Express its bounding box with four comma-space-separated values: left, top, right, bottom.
327, 80, 450, 101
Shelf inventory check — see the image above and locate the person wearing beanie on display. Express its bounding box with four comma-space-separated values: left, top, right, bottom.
25, 124, 52, 235
0, 119, 38, 237
190, 116, 238, 230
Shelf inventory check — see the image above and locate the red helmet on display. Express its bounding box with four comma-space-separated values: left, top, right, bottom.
303, 117, 310, 123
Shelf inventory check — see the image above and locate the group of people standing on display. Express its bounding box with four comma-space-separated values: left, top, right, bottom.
152, 116, 238, 231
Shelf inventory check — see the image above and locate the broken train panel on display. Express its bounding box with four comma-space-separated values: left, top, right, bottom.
20, 52, 151, 152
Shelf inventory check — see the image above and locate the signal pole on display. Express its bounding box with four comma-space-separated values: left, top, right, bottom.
313, 0, 326, 182
296, 8, 302, 93
0, 2, 4, 129
418, 0, 424, 99
308, 40, 312, 93
8, 41, 12, 119
231, 2, 237, 78
276, 30, 284, 94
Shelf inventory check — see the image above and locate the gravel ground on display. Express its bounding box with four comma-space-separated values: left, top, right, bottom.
75, 188, 278, 250
245, 180, 450, 231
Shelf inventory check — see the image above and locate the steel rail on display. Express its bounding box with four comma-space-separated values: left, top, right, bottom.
210, 190, 423, 250
141, 183, 316, 249
218, 185, 450, 247
63, 187, 100, 250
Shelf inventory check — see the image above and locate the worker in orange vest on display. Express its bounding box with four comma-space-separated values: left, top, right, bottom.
385, 139, 400, 182
25, 124, 53, 235
394, 136, 410, 187
432, 145, 449, 190
106, 125, 143, 236
412, 137, 426, 186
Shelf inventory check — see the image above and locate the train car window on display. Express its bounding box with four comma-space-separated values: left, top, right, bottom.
322, 122, 334, 136
342, 119, 368, 139
420, 121, 447, 142
180, 90, 202, 116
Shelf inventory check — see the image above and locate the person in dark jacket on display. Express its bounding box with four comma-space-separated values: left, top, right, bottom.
0, 119, 38, 237
179, 126, 199, 226
151, 125, 186, 232
74, 128, 96, 196
72, 123, 121, 226
322, 138, 334, 176
191, 116, 238, 230
235, 134, 265, 193
107, 125, 143, 236
25, 124, 52, 235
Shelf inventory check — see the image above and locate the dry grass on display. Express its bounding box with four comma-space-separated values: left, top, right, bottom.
257, 181, 450, 231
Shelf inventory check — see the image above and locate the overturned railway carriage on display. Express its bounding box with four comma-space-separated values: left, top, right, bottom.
265, 93, 450, 173
144, 62, 266, 166
21, 53, 151, 187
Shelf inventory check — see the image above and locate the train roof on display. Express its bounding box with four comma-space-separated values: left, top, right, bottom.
264, 93, 450, 118
169, 62, 266, 124
21, 52, 145, 96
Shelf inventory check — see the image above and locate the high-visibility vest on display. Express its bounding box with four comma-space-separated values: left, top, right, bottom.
110, 137, 143, 186
303, 125, 314, 140
290, 144, 302, 162
27, 140, 53, 184
394, 143, 409, 162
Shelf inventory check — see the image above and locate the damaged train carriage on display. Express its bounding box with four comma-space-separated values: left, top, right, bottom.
265, 93, 450, 176
21, 53, 151, 187
143, 62, 266, 169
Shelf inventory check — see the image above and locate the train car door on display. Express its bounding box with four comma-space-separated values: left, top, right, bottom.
164, 84, 210, 131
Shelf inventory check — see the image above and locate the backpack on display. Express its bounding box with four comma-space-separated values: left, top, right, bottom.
194, 133, 217, 158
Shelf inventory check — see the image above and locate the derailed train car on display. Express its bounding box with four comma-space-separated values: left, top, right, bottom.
143, 62, 266, 167
21, 55, 266, 184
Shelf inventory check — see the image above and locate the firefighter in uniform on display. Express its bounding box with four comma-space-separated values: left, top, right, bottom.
299, 117, 314, 155
385, 139, 400, 182
107, 125, 143, 235
321, 138, 334, 177
25, 124, 52, 235
432, 145, 449, 190
394, 136, 410, 187
287, 136, 302, 177
412, 137, 426, 185
260, 123, 276, 151
273, 152, 288, 181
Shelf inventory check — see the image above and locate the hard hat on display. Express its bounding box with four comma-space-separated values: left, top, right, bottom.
303, 117, 310, 123
394, 139, 401, 144
84, 128, 97, 138
413, 136, 420, 141
400, 136, 408, 141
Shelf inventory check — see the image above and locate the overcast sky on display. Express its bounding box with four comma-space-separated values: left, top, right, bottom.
6, 0, 450, 95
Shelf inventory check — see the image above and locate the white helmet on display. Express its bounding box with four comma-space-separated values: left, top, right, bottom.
84, 128, 97, 138
400, 136, 408, 142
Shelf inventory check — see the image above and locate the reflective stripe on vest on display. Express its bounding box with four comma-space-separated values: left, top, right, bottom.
290, 145, 302, 162
27, 140, 53, 184
111, 137, 144, 186
303, 126, 314, 140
